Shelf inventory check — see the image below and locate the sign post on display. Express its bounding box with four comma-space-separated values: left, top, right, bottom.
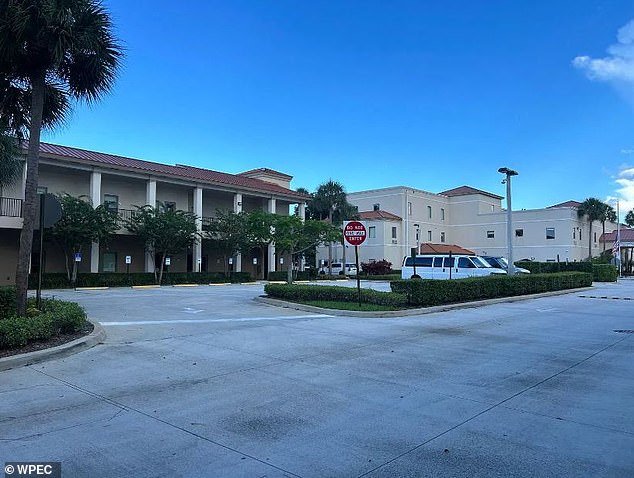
343, 221, 367, 308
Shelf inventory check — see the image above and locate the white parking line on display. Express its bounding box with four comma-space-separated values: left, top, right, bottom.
100, 314, 333, 326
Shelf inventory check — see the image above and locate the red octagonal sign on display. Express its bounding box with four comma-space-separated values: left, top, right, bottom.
344, 221, 367, 246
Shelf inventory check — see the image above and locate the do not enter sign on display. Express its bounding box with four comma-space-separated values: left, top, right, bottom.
344, 221, 367, 246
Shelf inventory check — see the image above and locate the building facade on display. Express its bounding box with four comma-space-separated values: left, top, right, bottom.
323, 186, 615, 269
0, 143, 307, 285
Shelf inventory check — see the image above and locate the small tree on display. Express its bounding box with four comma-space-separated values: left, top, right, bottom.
206, 209, 247, 275
273, 215, 341, 283
242, 209, 276, 279
124, 203, 200, 284
47, 194, 118, 285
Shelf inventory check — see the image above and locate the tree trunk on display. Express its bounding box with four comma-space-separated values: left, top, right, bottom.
327, 210, 333, 275
588, 221, 593, 260
15, 73, 46, 316
602, 221, 606, 253
158, 252, 166, 284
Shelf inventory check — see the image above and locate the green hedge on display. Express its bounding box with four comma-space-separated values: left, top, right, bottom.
267, 271, 314, 281
28, 271, 253, 289
0, 287, 16, 319
264, 284, 408, 308
515, 261, 593, 274
515, 261, 617, 282
0, 297, 87, 350
390, 272, 592, 307
592, 264, 618, 282
358, 274, 401, 281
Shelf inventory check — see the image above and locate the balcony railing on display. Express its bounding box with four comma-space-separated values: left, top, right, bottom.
0, 197, 23, 218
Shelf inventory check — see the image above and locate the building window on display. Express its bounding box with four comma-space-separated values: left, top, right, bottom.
441, 208, 445, 221
391, 227, 397, 239
373, 203, 380, 211
36, 186, 48, 195
427, 206, 432, 219
102, 252, 117, 272
487, 230, 495, 239
427, 230, 432, 242
515, 229, 523, 237
594, 232, 597, 243
491, 205, 495, 212
440, 231, 446, 243
573, 229, 576, 239
103, 194, 119, 212
546, 228, 555, 240
408, 202, 412, 216
369, 226, 376, 239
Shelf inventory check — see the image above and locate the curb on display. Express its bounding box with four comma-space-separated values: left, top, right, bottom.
75, 287, 109, 291
255, 286, 595, 318
131, 285, 161, 289
0, 318, 106, 372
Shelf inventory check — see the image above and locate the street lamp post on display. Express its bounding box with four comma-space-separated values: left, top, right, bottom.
498, 167, 518, 276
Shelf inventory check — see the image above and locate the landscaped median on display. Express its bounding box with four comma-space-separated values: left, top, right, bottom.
264, 272, 593, 311
0, 287, 91, 355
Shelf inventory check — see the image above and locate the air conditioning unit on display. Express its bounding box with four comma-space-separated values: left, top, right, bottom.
391, 239, 398, 244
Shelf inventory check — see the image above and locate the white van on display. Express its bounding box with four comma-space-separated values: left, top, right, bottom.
401, 255, 507, 280
319, 262, 358, 276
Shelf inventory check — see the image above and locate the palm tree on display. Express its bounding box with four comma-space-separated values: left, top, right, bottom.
310, 180, 358, 274
601, 204, 617, 253
577, 198, 605, 260
626, 210, 634, 228
0, 0, 122, 315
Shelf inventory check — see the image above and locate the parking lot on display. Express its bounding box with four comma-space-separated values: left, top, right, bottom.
1, 280, 633, 477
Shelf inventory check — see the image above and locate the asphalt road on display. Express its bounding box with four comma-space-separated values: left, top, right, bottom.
1, 280, 633, 477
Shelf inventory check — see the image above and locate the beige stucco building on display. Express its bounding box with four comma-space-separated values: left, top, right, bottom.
0, 142, 307, 285
324, 185, 616, 269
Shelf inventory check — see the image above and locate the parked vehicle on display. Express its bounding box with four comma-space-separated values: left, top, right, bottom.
401, 254, 507, 280
481, 256, 530, 274
319, 262, 358, 276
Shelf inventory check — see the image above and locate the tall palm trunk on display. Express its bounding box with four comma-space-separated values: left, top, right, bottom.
602, 221, 606, 253
587, 221, 593, 260
15, 73, 46, 316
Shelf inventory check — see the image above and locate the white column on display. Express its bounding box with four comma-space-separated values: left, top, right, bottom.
89, 171, 102, 273
268, 198, 276, 273
233, 193, 243, 272
193, 186, 203, 272
145, 179, 157, 272
298, 202, 306, 271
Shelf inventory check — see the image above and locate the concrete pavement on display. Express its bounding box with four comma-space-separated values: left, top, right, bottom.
1, 280, 633, 477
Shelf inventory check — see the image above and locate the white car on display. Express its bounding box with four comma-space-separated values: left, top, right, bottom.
319, 262, 358, 276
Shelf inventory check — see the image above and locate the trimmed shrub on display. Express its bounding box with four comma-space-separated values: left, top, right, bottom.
0, 298, 87, 350
592, 264, 618, 282
264, 284, 408, 308
390, 272, 592, 307
0, 287, 16, 319
358, 274, 401, 281
267, 271, 313, 281
515, 261, 593, 274
28, 271, 253, 289
361, 260, 393, 275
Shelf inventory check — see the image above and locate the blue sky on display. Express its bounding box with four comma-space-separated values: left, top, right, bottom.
43, 1, 634, 215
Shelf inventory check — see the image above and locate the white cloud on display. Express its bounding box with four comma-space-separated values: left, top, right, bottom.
573, 19, 634, 83
613, 165, 634, 216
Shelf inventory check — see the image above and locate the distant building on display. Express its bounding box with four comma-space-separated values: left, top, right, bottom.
322, 185, 615, 269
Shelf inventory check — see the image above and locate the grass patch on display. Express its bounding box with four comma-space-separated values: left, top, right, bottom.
298, 300, 404, 311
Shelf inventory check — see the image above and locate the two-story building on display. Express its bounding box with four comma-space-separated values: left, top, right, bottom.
324, 186, 615, 269
0, 142, 307, 285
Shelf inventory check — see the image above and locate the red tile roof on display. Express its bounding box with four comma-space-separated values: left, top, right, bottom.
238, 168, 293, 180
359, 210, 402, 221
29, 142, 307, 200
419, 243, 475, 255
548, 200, 582, 209
600, 229, 634, 242
440, 185, 503, 200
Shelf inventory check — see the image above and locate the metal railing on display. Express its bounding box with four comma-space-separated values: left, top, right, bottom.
0, 197, 23, 218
